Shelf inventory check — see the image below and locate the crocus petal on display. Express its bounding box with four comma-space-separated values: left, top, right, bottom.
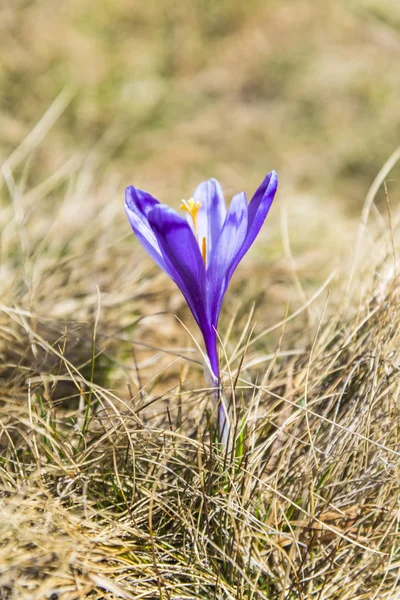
207, 192, 249, 327
234, 170, 278, 266
125, 185, 160, 224
193, 178, 227, 261
125, 187, 169, 273
148, 205, 207, 329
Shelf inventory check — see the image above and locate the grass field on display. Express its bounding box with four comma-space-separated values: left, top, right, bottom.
1, 1, 400, 598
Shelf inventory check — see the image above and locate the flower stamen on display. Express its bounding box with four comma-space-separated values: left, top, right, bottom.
201, 237, 207, 266
180, 198, 202, 234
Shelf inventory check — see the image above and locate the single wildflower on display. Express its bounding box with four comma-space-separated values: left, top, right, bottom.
125, 171, 278, 444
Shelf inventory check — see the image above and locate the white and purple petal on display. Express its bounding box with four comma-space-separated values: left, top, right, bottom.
207, 192, 249, 328
193, 178, 227, 262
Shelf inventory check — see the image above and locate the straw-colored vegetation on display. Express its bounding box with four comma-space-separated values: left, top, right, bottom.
1, 0, 400, 598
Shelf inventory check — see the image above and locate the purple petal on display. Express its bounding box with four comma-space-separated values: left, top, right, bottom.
207, 192, 249, 326
193, 178, 227, 262
148, 205, 208, 329
125, 186, 160, 224
236, 170, 278, 264
125, 187, 169, 273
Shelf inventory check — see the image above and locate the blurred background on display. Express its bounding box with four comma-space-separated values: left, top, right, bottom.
1, 0, 400, 386
1, 0, 400, 202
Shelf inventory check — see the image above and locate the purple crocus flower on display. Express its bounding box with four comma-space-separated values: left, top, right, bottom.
125, 171, 278, 441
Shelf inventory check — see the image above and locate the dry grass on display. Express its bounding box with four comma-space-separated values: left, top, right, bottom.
1, 0, 400, 598
1, 146, 400, 598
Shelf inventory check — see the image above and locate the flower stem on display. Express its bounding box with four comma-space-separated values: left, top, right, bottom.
204, 329, 229, 446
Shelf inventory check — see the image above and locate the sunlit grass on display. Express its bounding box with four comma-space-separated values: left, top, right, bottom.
1, 136, 400, 597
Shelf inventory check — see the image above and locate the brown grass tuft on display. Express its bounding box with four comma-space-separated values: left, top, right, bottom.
1, 152, 400, 598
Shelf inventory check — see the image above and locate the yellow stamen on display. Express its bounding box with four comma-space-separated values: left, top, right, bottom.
201, 236, 207, 266
180, 197, 202, 234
